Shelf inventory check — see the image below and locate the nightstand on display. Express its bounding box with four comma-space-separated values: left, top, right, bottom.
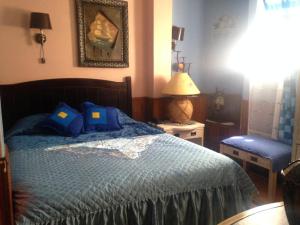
156, 121, 205, 145
204, 120, 240, 152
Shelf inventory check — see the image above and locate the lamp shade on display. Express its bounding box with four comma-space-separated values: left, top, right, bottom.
162, 72, 200, 96
30, 12, 52, 29
172, 26, 184, 41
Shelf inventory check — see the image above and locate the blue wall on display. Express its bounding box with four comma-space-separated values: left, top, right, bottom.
172, 0, 204, 88
172, 0, 249, 95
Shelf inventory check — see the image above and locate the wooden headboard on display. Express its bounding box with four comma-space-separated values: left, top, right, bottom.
0, 77, 132, 132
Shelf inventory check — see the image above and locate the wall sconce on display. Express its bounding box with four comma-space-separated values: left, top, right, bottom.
172, 26, 184, 51
30, 12, 52, 64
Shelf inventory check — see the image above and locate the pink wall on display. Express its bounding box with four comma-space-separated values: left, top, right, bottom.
0, 0, 173, 98
153, 0, 172, 98
0, 0, 152, 97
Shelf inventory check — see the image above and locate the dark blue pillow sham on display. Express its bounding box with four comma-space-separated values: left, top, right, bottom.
39, 103, 83, 137
81, 101, 122, 132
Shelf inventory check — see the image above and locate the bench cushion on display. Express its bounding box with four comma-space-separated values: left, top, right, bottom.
221, 135, 292, 172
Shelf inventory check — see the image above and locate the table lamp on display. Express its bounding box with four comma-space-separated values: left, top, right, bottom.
162, 72, 200, 124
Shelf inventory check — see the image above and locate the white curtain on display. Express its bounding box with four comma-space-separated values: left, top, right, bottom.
248, 80, 283, 139
228, 0, 300, 140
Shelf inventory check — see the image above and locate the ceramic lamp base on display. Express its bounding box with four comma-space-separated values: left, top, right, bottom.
168, 97, 193, 124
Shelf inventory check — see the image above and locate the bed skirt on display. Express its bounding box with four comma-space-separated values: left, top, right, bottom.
18, 184, 253, 225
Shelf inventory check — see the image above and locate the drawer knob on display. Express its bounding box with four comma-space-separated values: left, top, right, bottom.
191, 131, 197, 136
174, 133, 180, 137
250, 156, 258, 162
233, 150, 239, 156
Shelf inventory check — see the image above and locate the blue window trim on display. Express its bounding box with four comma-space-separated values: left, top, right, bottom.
264, 0, 300, 10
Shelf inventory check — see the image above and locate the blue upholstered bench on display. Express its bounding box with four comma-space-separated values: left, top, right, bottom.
220, 135, 292, 201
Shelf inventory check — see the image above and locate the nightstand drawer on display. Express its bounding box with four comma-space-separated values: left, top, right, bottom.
172, 128, 203, 140
156, 121, 205, 145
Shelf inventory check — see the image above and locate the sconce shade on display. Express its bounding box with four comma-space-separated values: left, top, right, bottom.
162, 72, 200, 96
172, 26, 184, 41
30, 12, 52, 29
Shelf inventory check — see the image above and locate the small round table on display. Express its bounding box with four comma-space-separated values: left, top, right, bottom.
218, 202, 289, 225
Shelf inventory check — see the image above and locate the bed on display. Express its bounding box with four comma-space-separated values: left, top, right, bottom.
0, 77, 256, 225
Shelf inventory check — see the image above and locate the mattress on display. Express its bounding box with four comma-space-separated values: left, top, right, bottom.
6, 113, 257, 225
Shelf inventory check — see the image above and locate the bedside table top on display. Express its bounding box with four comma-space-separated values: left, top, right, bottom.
157, 121, 205, 132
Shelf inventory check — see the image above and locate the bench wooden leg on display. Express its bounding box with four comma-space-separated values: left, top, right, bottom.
268, 171, 277, 202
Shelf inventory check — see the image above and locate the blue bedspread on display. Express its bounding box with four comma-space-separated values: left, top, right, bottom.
221, 135, 291, 172
6, 114, 256, 225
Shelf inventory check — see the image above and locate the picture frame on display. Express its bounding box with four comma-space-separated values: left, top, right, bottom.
75, 0, 129, 68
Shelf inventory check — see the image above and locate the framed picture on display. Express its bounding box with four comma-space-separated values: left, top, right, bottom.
76, 0, 129, 68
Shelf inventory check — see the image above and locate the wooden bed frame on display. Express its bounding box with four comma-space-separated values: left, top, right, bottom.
0, 77, 132, 225
0, 77, 132, 132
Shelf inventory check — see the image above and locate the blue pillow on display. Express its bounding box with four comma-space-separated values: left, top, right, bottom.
5, 114, 50, 140
39, 103, 83, 137
81, 101, 122, 132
